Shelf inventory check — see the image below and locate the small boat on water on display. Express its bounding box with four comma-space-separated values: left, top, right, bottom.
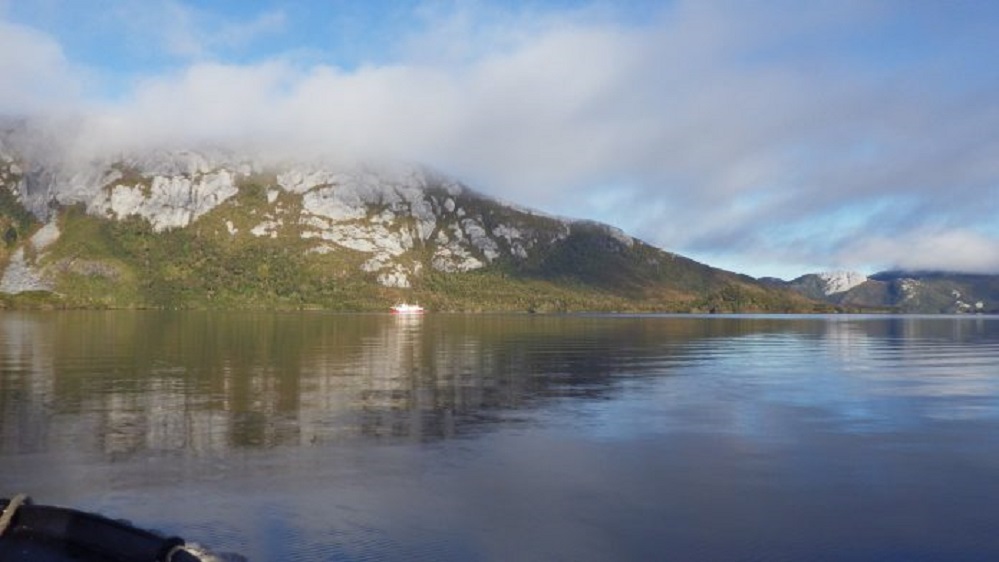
0, 495, 219, 562
390, 303, 425, 314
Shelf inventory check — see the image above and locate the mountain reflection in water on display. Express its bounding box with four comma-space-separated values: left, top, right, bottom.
2, 312, 999, 561
1, 312, 814, 454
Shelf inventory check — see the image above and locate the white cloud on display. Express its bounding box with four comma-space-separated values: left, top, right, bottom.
0, 21, 80, 114
106, 0, 286, 61
837, 229, 999, 274
3, 1, 999, 276
89, 60, 298, 151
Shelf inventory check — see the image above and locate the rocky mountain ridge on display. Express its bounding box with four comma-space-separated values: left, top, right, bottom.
1, 146, 550, 290
0, 135, 813, 312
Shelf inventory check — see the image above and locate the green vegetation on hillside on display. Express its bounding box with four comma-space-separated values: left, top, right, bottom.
0, 174, 37, 252
0, 178, 825, 312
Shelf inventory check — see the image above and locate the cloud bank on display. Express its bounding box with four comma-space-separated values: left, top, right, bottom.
2, 1, 998, 277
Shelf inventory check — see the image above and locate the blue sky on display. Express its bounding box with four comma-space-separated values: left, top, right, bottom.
1, 0, 998, 278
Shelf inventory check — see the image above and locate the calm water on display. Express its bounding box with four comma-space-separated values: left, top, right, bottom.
2, 312, 999, 561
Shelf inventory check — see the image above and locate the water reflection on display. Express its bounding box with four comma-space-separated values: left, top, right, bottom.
5, 313, 999, 560
2, 313, 998, 459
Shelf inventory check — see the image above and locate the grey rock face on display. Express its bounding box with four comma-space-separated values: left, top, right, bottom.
0, 220, 61, 294
0, 248, 52, 293
1, 142, 621, 292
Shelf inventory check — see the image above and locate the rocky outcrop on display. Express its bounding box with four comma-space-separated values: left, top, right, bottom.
0, 220, 60, 294
96, 170, 240, 232
816, 271, 867, 295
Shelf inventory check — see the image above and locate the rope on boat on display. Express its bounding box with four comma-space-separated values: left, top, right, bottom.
0, 494, 30, 537
164, 542, 212, 562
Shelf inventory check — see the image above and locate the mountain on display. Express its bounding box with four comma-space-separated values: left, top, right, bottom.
779, 270, 999, 313
782, 271, 869, 301
0, 133, 821, 312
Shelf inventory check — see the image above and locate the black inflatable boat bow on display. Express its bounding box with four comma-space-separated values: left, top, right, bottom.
0, 495, 205, 562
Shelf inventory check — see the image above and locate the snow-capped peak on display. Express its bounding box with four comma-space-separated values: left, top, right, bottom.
817, 271, 868, 295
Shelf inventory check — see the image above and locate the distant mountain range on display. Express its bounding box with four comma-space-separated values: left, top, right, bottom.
766, 271, 999, 314
0, 126, 818, 312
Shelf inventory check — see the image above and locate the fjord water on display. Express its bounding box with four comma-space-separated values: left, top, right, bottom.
2, 312, 999, 561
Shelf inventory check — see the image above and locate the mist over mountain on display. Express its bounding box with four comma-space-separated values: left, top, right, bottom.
0, 125, 817, 312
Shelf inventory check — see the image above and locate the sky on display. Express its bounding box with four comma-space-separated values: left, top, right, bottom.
1, 0, 998, 279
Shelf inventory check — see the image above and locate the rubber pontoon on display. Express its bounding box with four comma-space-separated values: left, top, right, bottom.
0, 495, 205, 562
